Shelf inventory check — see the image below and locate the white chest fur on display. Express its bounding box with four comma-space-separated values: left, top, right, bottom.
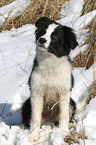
31, 50, 72, 103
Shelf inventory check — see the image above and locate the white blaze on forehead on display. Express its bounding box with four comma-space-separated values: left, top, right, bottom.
42, 23, 58, 48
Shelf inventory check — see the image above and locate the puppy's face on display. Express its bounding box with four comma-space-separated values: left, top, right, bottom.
35, 17, 78, 57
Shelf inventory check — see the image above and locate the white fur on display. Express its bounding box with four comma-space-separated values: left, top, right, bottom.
41, 23, 58, 48
29, 48, 72, 141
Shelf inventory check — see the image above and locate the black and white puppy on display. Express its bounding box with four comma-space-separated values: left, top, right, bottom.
22, 17, 78, 142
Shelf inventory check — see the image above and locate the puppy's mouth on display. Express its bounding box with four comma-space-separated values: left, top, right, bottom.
38, 45, 47, 52
38, 44, 45, 48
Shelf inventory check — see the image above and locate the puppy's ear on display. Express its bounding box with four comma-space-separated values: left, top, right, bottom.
62, 26, 78, 50
35, 17, 54, 28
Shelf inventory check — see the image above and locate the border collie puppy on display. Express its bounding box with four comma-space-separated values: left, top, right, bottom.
22, 17, 78, 142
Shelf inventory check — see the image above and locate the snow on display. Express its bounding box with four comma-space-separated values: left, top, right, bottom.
59, 0, 84, 26
76, 97, 96, 145
0, 24, 36, 104
0, 0, 31, 25
83, 98, 96, 139
72, 65, 95, 104
0, 0, 96, 144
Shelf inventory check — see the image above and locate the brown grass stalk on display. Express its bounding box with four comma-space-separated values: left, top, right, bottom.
50, 99, 67, 110
80, 90, 85, 145
0, 0, 14, 7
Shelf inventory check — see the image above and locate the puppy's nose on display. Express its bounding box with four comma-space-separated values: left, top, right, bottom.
39, 38, 46, 44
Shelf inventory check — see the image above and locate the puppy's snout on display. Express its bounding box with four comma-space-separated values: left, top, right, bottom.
39, 38, 46, 44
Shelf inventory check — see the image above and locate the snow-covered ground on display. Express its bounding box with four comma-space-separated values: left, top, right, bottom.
0, 0, 31, 25
0, 0, 96, 144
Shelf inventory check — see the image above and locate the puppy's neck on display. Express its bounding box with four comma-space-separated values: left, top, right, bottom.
36, 47, 52, 63
36, 46, 70, 67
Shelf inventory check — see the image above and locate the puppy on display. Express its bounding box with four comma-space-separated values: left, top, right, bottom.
22, 17, 78, 142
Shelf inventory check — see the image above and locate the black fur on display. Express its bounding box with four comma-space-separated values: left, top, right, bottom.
22, 98, 31, 128
69, 98, 76, 122
28, 58, 38, 89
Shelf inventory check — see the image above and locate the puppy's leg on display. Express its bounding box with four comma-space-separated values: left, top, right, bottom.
29, 91, 44, 142
59, 90, 71, 134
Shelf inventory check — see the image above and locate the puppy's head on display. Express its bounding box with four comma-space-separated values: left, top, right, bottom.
35, 17, 78, 57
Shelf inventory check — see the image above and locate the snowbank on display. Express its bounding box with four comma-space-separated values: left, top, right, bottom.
0, 0, 96, 144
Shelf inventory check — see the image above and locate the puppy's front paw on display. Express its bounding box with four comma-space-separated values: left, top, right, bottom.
28, 126, 40, 142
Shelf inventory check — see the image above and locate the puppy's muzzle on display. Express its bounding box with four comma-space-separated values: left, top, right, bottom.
39, 38, 46, 44
37, 37, 47, 50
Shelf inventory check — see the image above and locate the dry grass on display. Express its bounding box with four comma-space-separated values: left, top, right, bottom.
64, 130, 87, 144
73, 17, 96, 69
73, 0, 96, 69
1, 0, 68, 31
0, 0, 14, 7
81, 0, 96, 15
86, 81, 96, 104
